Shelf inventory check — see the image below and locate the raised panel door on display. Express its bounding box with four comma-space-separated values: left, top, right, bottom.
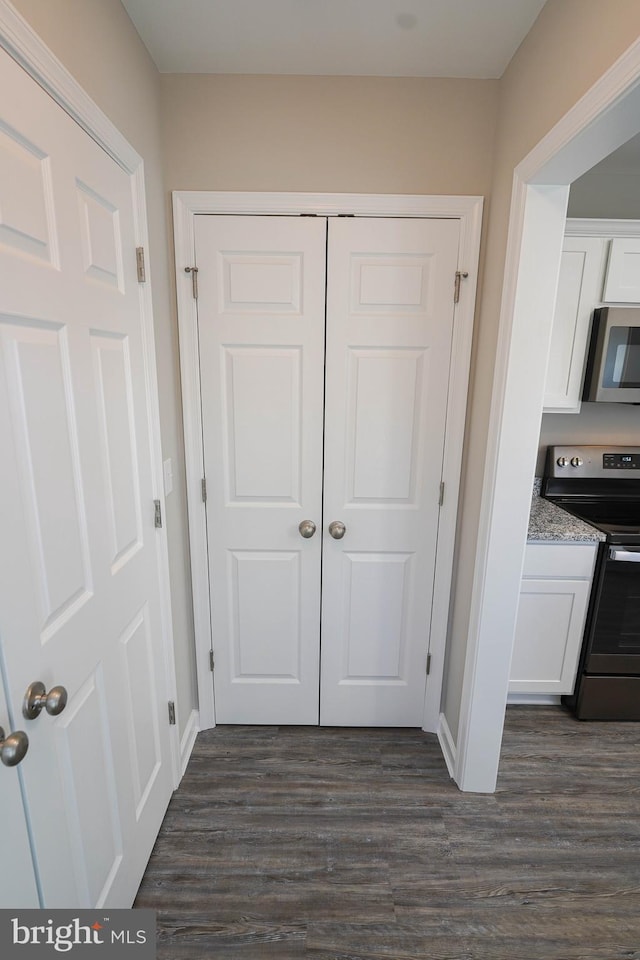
509, 577, 592, 694
0, 680, 38, 907
0, 49, 173, 907
195, 215, 326, 724
195, 214, 459, 726
544, 237, 608, 413
603, 238, 640, 302
320, 217, 459, 725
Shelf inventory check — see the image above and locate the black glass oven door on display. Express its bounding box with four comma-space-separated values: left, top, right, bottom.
585, 547, 640, 673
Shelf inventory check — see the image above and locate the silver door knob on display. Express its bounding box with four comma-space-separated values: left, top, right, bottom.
23, 681, 68, 720
0, 727, 29, 767
328, 521, 346, 540
298, 520, 317, 539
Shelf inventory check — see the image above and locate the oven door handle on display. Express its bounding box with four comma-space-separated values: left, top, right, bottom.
609, 547, 640, 562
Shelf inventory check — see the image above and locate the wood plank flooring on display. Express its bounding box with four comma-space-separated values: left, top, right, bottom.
134, 707, 640, 959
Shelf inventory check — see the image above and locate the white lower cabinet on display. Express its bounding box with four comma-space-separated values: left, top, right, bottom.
509, 543, 597, 695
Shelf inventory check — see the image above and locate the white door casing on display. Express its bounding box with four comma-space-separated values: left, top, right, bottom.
196, 215, 326, 723
174, 191, 482, 735
191, 210, 471, 728
455, 35, 640, 792
320, 217, 460, 725
0, 45, 176, 906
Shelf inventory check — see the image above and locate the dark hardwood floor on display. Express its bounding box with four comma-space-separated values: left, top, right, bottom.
135, 707, 640, 959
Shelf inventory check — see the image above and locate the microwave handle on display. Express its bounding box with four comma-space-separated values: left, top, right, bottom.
610, 547, 640, 563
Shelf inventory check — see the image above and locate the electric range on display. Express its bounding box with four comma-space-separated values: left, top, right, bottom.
543, 445, 640, 719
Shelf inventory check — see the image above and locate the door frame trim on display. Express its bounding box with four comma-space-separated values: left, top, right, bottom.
454, 37, 640, 792
0, 1, 181, 785
173, 191, 483, 732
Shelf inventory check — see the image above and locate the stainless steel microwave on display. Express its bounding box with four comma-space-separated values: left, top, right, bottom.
583, 306, 640, 403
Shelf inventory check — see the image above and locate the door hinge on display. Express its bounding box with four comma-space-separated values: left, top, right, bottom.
136, 246, 146, 283
454, 270, 469, 304
185, 265, 199, 300
154, 499, 162, 528
209, 650, 215, 672
439, 482, 445, 507
201, 477, 207, 503
426, 653, 432, 676
168, 701, 176, 725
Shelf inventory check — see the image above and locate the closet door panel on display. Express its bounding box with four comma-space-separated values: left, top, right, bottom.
320, 217, 460, 726
195, 215, 326, 724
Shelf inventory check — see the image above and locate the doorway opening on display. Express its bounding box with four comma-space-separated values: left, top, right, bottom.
455, 44, 640, 792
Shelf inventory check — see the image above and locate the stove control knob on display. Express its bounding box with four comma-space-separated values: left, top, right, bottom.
556, 457, 568, 467
570, 457, 583, 468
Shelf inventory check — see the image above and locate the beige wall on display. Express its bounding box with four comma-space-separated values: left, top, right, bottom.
442, 0, 640, 743
10, 0, 199, 739
161, 74, 499, 195
11, 0, 640, 765
161, 71, 499, 739
160, 16, 640, 751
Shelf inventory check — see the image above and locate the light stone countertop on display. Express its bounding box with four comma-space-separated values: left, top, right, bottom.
528, 478, 606, 543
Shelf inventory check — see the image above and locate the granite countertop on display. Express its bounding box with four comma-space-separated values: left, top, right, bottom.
528, 478, 606, 543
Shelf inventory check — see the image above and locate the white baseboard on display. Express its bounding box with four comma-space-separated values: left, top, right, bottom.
507, 694, 562, 706
179, 708, 199, 778
437, 712, 457, 779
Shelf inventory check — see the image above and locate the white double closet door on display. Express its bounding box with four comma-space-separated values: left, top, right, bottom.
196, 214, 460, 726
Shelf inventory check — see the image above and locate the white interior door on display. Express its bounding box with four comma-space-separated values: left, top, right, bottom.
320, 217, 459, 725
196, 214, 459, 726
0, 50, 174, 906
196, 215, 327, 723
0, 680, 38, 907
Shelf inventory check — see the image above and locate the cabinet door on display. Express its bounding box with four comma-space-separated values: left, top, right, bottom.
544, 237, 607, 413
509, 577, 591, 694
603, 238, 640, 302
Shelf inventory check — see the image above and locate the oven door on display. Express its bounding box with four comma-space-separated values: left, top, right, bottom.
585, 545, 640, 673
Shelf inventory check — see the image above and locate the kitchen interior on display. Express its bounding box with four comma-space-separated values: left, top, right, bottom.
515, 132, 640, 720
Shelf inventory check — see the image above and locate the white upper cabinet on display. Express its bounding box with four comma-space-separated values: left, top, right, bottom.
603, 237, 640, 302
544, 236, 608, 413
544, 220, 640, 414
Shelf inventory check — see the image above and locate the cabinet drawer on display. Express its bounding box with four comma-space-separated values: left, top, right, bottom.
523, 543, 597, 579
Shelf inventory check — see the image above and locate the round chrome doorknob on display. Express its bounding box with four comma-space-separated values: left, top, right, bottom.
328, 520, 346, 540
0, 727, 29, 767
23, 681, 68, 720
298, 520, 317, 539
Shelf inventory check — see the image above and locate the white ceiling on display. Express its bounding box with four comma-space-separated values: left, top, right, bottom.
121, 0, 548, 78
